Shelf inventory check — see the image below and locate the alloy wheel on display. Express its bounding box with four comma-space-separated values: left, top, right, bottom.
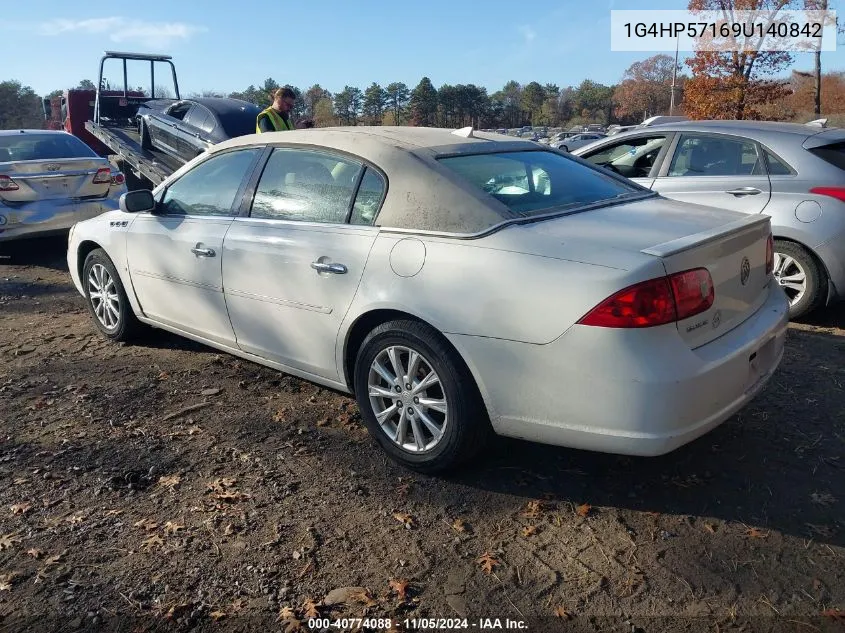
87, 263, 121, 330
773, 252, 807, 306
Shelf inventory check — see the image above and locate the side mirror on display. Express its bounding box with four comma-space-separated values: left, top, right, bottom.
119, 190, 156, 213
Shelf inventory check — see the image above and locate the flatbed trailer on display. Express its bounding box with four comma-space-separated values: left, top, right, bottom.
84, 120, 180, 188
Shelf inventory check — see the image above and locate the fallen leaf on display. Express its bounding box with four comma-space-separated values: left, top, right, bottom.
157, 371, 169, 381
44, 552, 64, 567
0, 573, 19, 592
575, 503, 591, 518
0, 534, 22, 551
141, 535, 164, 550
745, 527, 769, 539
397, 482, 412, 497
477, 552, 499, 575
165, 603, 193, 620
284, 620, 303, 633
276, 606, 297, 621
821, 608, 845, 620
703, 523, 716, 534
11, 502, 32, 516
522, 500, 545, 520
811, 492, 837, 507
451, 518, 469, 534
348, 588, 378, 608
230, 598, 247, 613
208, 478, 237, 493
215, 491, 251, 502
224, 524, 236, 536
164, 521, 185, 535
209, 611, 226, 621
134, 519, 159, 531
393, 512, 416, 529
104, 509, 123, 517
521, 525, 539, 537
13, 478, 29, 485
158, 475, 182, 489
389, 578, 410, 601
273, 411, 286, 423
554, 606, 573, 620
201, 387, 222, 397
27, 548, 44, 559
302, 598, 321, 618
64, 514, 84, 524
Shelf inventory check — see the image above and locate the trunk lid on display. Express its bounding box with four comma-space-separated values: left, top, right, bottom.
519, 196, 773, 347
0, 157, 112, 203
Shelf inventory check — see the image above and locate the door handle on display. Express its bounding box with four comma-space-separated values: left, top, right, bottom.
311, 261, 347, 274
726, 187, 761, 196
191, 245, 215, 257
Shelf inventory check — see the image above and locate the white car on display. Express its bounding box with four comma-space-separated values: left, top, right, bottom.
67, 126, 789, 472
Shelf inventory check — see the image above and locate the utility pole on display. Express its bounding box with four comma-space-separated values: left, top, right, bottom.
669, 36, 679, 115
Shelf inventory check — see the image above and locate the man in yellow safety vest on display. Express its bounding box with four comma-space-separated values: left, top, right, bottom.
256, 87, 296, 133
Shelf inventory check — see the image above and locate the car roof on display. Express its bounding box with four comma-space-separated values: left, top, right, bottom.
206, 127, 554, 235
607, 119, 836, 141
189, 97, 261, 115
0, 129, 71, 137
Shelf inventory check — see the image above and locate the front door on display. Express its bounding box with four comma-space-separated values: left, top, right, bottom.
650, 133, 772, 214
222, 147, 387, 380
126, 147, 262, 346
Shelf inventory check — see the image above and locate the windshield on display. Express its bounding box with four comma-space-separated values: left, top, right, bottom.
438, 150, 642, 217
0, 134, 97, 161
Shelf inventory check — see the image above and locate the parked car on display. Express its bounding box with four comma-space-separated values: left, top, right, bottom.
137, 97, 261, 163
572, 120, 845, 318
551, 133, 607, 152
68, 126, 787, 472
0, 130, 125, 242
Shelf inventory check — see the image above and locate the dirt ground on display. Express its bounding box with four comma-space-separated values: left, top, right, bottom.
0, 238, 843, 633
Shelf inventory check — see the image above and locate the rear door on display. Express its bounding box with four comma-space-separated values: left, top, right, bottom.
151, 102, 191, 157
651, 133, 772, 214
576, 132, 675, 188
222, 147, 385, 380
177, 104, 213, 160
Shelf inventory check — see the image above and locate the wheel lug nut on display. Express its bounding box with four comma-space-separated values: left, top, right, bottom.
413, 397, 419, 404
396, 400, 402, 407
394, 385, 402, 393
407, 407, 414, 415
405, 383, 412, 390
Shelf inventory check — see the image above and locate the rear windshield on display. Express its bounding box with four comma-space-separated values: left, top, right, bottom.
219, 107, 261, 138
0, 134, 97, 161
438, 150, 642, 217
809, 142, 845, 170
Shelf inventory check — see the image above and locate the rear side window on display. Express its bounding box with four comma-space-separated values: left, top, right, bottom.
438, 150, 640, 217
668, 135, 762, 177
219, 108, 261, 138
350, 168, 386, 225
809, 142, 845, 170
0, 134, 97, 161
763, 149, 795, 175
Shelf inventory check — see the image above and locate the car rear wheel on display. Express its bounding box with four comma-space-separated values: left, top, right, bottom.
139, 120, 151, 150
773, 240, 826, 319
82, 249, 142, 341
354, 320, 491, 473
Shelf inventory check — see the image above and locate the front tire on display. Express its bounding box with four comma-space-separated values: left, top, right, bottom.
773, 240, 826, 319
353, 320, 490, 473
82, 249, 141, 341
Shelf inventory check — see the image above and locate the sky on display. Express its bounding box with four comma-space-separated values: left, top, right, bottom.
4, 0, 845, 98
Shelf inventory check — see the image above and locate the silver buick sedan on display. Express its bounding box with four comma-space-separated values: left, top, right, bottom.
0, 130, 126, 242
68, 127, 788, 472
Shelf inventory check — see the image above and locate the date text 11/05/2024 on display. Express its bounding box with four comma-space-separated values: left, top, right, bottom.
306, 618, 529, 630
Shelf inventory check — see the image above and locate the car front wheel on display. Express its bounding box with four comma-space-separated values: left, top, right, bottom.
773, 240, 826, 319
354, 320, 490, 473
82, 249, 141, 341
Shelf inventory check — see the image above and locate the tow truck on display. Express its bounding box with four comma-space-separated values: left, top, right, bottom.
44, 51, 185, 190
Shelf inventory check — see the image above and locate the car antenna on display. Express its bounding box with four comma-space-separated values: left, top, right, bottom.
451, 126, 475, 138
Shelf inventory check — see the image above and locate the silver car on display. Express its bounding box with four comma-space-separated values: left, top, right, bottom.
573, 121, 845, 318
67, 126, 787, 472
0, 129, 126, 242
551, 133, 607, 152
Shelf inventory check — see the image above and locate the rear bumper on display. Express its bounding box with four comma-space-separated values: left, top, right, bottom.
0, 195, 120, 242
448, 280, 789, 456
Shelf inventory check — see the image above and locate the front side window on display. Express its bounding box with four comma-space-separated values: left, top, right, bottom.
438, 150, 642, 217
251, 148, 363, 223
159, 148, 260, 216
668, 135, 762, 177
580, 135, 669, 179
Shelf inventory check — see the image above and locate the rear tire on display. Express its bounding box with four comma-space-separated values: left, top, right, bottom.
82, 249, 142, 341
773, 240, 826, 319
353, 320, 491, 473
139, 120, 152, 150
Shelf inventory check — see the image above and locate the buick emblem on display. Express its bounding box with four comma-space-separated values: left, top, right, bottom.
740, 256, 751, 286
45, 163, 61, 172
712, 309, 721, 329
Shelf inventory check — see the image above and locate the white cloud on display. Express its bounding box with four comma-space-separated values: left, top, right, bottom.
37, 17, 206, 48
518, 25, 537, 44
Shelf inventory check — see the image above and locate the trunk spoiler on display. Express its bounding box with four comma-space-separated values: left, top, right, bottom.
802, 127, 845, 149
641, 214, 770, 258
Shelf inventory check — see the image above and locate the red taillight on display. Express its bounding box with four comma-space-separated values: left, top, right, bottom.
0, 175, 19, 191
810, 186, 845, 202
111, 172, 125, 186
578, 268, 714, 328
92, 167, 112, 184
765, 234, 774, 276
669, 268, 714, 321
